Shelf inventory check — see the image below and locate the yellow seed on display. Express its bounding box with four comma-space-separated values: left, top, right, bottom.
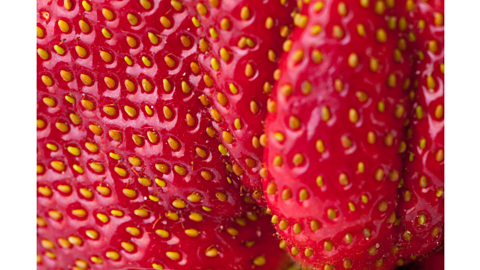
209, 27, 219, 39
165, 55, 176, 68
75, 45, 87, 57
376, 29, 387, 43
90, 256, 103, 264
375, 168, 385, 181
46, 143, 58, 152
140, 56, 152, 67
53, 44, 65, 55
205, 248, 218, 257
37, 48, 49, 60
105, 251, 120, 261
265, 17, 273, 29
50, 160, 65, 172
96, 213, 109, 223
81, 99, 94, 110
42, 97, 56, 107
160, 16, 171, 28
79, 19, 91, 33
189, 212, 203, 222
416, 106, 424, 119
434, 12, 444, 26
174, 165, 187, 175
88, 162, 104, 173
192, 16, 200, 27
123, 188, 137, 198
66, 146, 81, 156
311, 25, 322, 35
322, 106, 331, 121
55, 121, 68, 132
139, 0, 152, 9
127, 13, 139, 25
253, 256, 266, 266
101, 28, 112, 39
139, 79, 152, 92
121, 242, 135, 252
38, 186, 52, 196
83, 230, 99, 240
349, 109, 359, 123
274, 132, 285, 142
338, 2, 348, 16
327, 208, 337, 219
240, 6, 250, 20
172, 199, 186, 208
292, 50, 304, 63
210, 57, 220, 71
100, 51, 113, 62
181, 81, 191, 94
333, 25, 345, 39
229, 83, 239, 94
278, 219, 289, 230
314, 1, 324, 11
283, 39, 292, 52
339, 173, 349, 185
148, 32, 160, 45
59, 70, 73, 82
348, 202, 356, 211
58, 20, 70, 33
37, 26, 45, 38
82, 0, 92, 11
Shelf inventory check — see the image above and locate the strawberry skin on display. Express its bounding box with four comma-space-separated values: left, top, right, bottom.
263, 0, 412, 269
37, 0, 289, 268
38, 197, 288, 269
393, 0, 444, 266
182, 0, 296, 205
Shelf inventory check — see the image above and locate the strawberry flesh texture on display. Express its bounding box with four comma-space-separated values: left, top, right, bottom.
392, 0, 444, 266
183, 0, 297, 205
38, 195, 289, 269
263, 0, 412, 269
37, 0, 289, 268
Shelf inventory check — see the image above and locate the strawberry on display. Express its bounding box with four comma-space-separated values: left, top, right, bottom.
37, 197, 289, 269
392, 0, 444, 266
263, 0, 413, 269
180, 0, 297, 205
37, 0, 289, 268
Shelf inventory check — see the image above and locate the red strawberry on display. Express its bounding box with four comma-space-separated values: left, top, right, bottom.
263, 0, 412, 269
180, 0, 297, 205
37, 0, 289, 268
392, 0, 444, 266
38, 197, 289, 269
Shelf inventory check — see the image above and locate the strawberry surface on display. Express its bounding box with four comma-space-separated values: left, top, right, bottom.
181, 0, 297, 205
263, 0, 413, 269
392, 0, 444, 266
37, 0, 289, 268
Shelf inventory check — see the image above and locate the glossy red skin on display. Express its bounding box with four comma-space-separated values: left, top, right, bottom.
393, 0, 444, 265
38, 198, 289, 270
183, 0, 296, 205
37, 0, 289, 268
263, 0, 412, 269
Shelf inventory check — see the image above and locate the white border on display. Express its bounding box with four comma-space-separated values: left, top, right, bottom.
445, 0, 480, 269
0, 0, 37, 268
